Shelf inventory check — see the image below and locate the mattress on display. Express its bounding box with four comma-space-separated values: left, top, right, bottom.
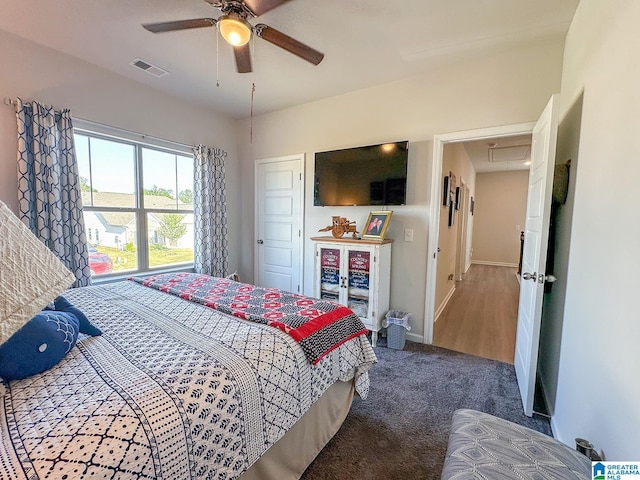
0, 279, 376, 479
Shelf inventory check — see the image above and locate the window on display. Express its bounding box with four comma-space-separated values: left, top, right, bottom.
75, 129, 194, 278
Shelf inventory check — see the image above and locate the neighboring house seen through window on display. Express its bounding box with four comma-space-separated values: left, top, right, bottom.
75, 129, 194, 278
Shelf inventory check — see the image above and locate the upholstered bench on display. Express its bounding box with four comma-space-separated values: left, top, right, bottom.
441, 409, 591, 479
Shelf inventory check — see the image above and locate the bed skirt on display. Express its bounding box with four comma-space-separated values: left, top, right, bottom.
241, 380, 354, 480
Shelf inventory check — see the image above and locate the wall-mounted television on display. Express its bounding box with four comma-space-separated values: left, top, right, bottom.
314, 141, 409, 206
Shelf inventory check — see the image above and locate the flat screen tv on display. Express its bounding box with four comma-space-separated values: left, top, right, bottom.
314, 141, 409, 206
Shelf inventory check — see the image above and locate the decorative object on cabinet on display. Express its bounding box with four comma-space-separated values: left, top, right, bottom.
318, 216, 359, 239
362, 210, 393, 240
311, 236, 393, 347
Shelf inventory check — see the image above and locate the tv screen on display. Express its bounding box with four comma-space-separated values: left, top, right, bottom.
314, 141, 409, 206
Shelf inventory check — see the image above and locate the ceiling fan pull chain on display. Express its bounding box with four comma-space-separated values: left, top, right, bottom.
250, 82, 255, 144
216, 26, 220, 87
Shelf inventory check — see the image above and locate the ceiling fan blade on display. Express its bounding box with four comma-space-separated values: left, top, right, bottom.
243, 0, 291, 16
255, 24, 324, 65
143, 18, 217, 34
234, 44, 252, 73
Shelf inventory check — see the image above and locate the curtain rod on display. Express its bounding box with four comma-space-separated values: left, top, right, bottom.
74, 117, 193, 150
4, 97, 193, 151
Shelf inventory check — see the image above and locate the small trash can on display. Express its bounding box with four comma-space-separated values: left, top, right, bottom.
384, 310, 412, 350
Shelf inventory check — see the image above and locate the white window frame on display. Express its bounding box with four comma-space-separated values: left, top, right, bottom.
74, 121, 194, 280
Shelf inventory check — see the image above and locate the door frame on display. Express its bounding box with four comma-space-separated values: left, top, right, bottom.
455, 179, 469, 282
423, 123, 536, 344
254, 153, 305, 292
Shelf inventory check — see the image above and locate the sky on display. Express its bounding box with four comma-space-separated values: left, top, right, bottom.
75, 134, 193, 199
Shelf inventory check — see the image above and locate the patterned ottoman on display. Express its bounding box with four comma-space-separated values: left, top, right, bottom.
441, 409, 591, 479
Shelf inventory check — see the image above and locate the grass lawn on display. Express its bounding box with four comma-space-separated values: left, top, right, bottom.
98, 246, 193, 270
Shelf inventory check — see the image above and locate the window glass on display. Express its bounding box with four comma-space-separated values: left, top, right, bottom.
147, 212, 194, 268
75, 130, 193, 278
84, 210, 137, 276
142, 148, 193, 211
89, 138, 136, 208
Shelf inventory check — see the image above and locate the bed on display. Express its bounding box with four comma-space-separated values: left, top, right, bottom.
0, 275, 376, 479
0, 205, 377, 480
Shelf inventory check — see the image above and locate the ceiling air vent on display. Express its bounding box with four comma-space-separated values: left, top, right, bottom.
129, 58, 169, 78
488, 144, 531, 163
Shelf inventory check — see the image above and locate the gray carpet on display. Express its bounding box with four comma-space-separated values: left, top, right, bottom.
301, 340, 551, 480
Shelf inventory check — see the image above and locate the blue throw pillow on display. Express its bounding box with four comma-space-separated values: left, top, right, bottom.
46, 296, 102, 336
0, 311, 79, 381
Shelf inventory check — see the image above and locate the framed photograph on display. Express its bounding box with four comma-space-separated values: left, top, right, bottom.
448, 203, 455, 227
442, 175, 450, 206
470, 197, 475, 215
454, 186, 461, 210
362, 210, 393, 240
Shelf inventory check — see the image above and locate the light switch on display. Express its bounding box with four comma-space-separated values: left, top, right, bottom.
404, 229, 414, 242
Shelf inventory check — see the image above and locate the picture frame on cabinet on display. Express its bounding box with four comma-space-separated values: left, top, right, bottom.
362, 210, 393, 240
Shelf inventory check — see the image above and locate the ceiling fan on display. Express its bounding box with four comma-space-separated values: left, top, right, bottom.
142, 0, 324, 74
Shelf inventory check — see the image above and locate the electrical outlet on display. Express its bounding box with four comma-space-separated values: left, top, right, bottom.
404, 229, 414, 242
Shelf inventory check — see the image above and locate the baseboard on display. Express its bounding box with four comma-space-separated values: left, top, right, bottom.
549, 414, 562, 442
471, 260, 518, 268
406, 331, 423, 343
434, 285, 456, 322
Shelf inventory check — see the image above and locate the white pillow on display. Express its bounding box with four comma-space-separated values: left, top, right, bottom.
0, 201, 75, 344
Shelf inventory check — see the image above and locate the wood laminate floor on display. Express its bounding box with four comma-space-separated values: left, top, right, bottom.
432, 264, 519, 364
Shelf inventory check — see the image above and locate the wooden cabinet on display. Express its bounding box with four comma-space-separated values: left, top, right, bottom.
311, 237, 392, 346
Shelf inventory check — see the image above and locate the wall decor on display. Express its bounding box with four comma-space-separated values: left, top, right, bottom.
448, 202, 455, 227
470, 197, 475, 215
362, 210, 393, 240
455, 186, 461, 210
443, 174, 450, 206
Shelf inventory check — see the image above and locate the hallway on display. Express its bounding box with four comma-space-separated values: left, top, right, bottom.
432, 264, 519, 364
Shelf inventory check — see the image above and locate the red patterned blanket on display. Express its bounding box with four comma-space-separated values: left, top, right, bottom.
131, 273, 369, 364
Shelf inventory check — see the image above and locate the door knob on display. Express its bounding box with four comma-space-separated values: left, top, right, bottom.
257, 239, 264, 244
541, 274, 557, 284
522, 272, 537, 281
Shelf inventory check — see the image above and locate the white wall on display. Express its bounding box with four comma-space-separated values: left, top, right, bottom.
472, 170, 529, 265
545, 0, 640, 459
236, 39, 565, 341
0, 30, 240, 273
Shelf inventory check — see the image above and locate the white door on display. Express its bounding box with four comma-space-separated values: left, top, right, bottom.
514, 95, 559, 416
255, 155, 304, 293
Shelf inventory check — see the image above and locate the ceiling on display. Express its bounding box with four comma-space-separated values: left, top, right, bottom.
0, 0, 579, 119
463, 134, 533, 173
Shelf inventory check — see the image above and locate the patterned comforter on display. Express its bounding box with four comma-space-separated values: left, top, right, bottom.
0, 280, 377, 479
132, 273, 369, 365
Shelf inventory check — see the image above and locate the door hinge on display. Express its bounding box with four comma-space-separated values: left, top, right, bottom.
299, 173, 302, 180
299, 229, 301, 237
297, 284, 300, 292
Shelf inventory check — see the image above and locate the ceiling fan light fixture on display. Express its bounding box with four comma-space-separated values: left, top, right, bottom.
218, 14, 252, 46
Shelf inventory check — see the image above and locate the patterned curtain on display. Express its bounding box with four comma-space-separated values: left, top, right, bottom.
193, 145, 228, 277
16, 99, 91, 287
